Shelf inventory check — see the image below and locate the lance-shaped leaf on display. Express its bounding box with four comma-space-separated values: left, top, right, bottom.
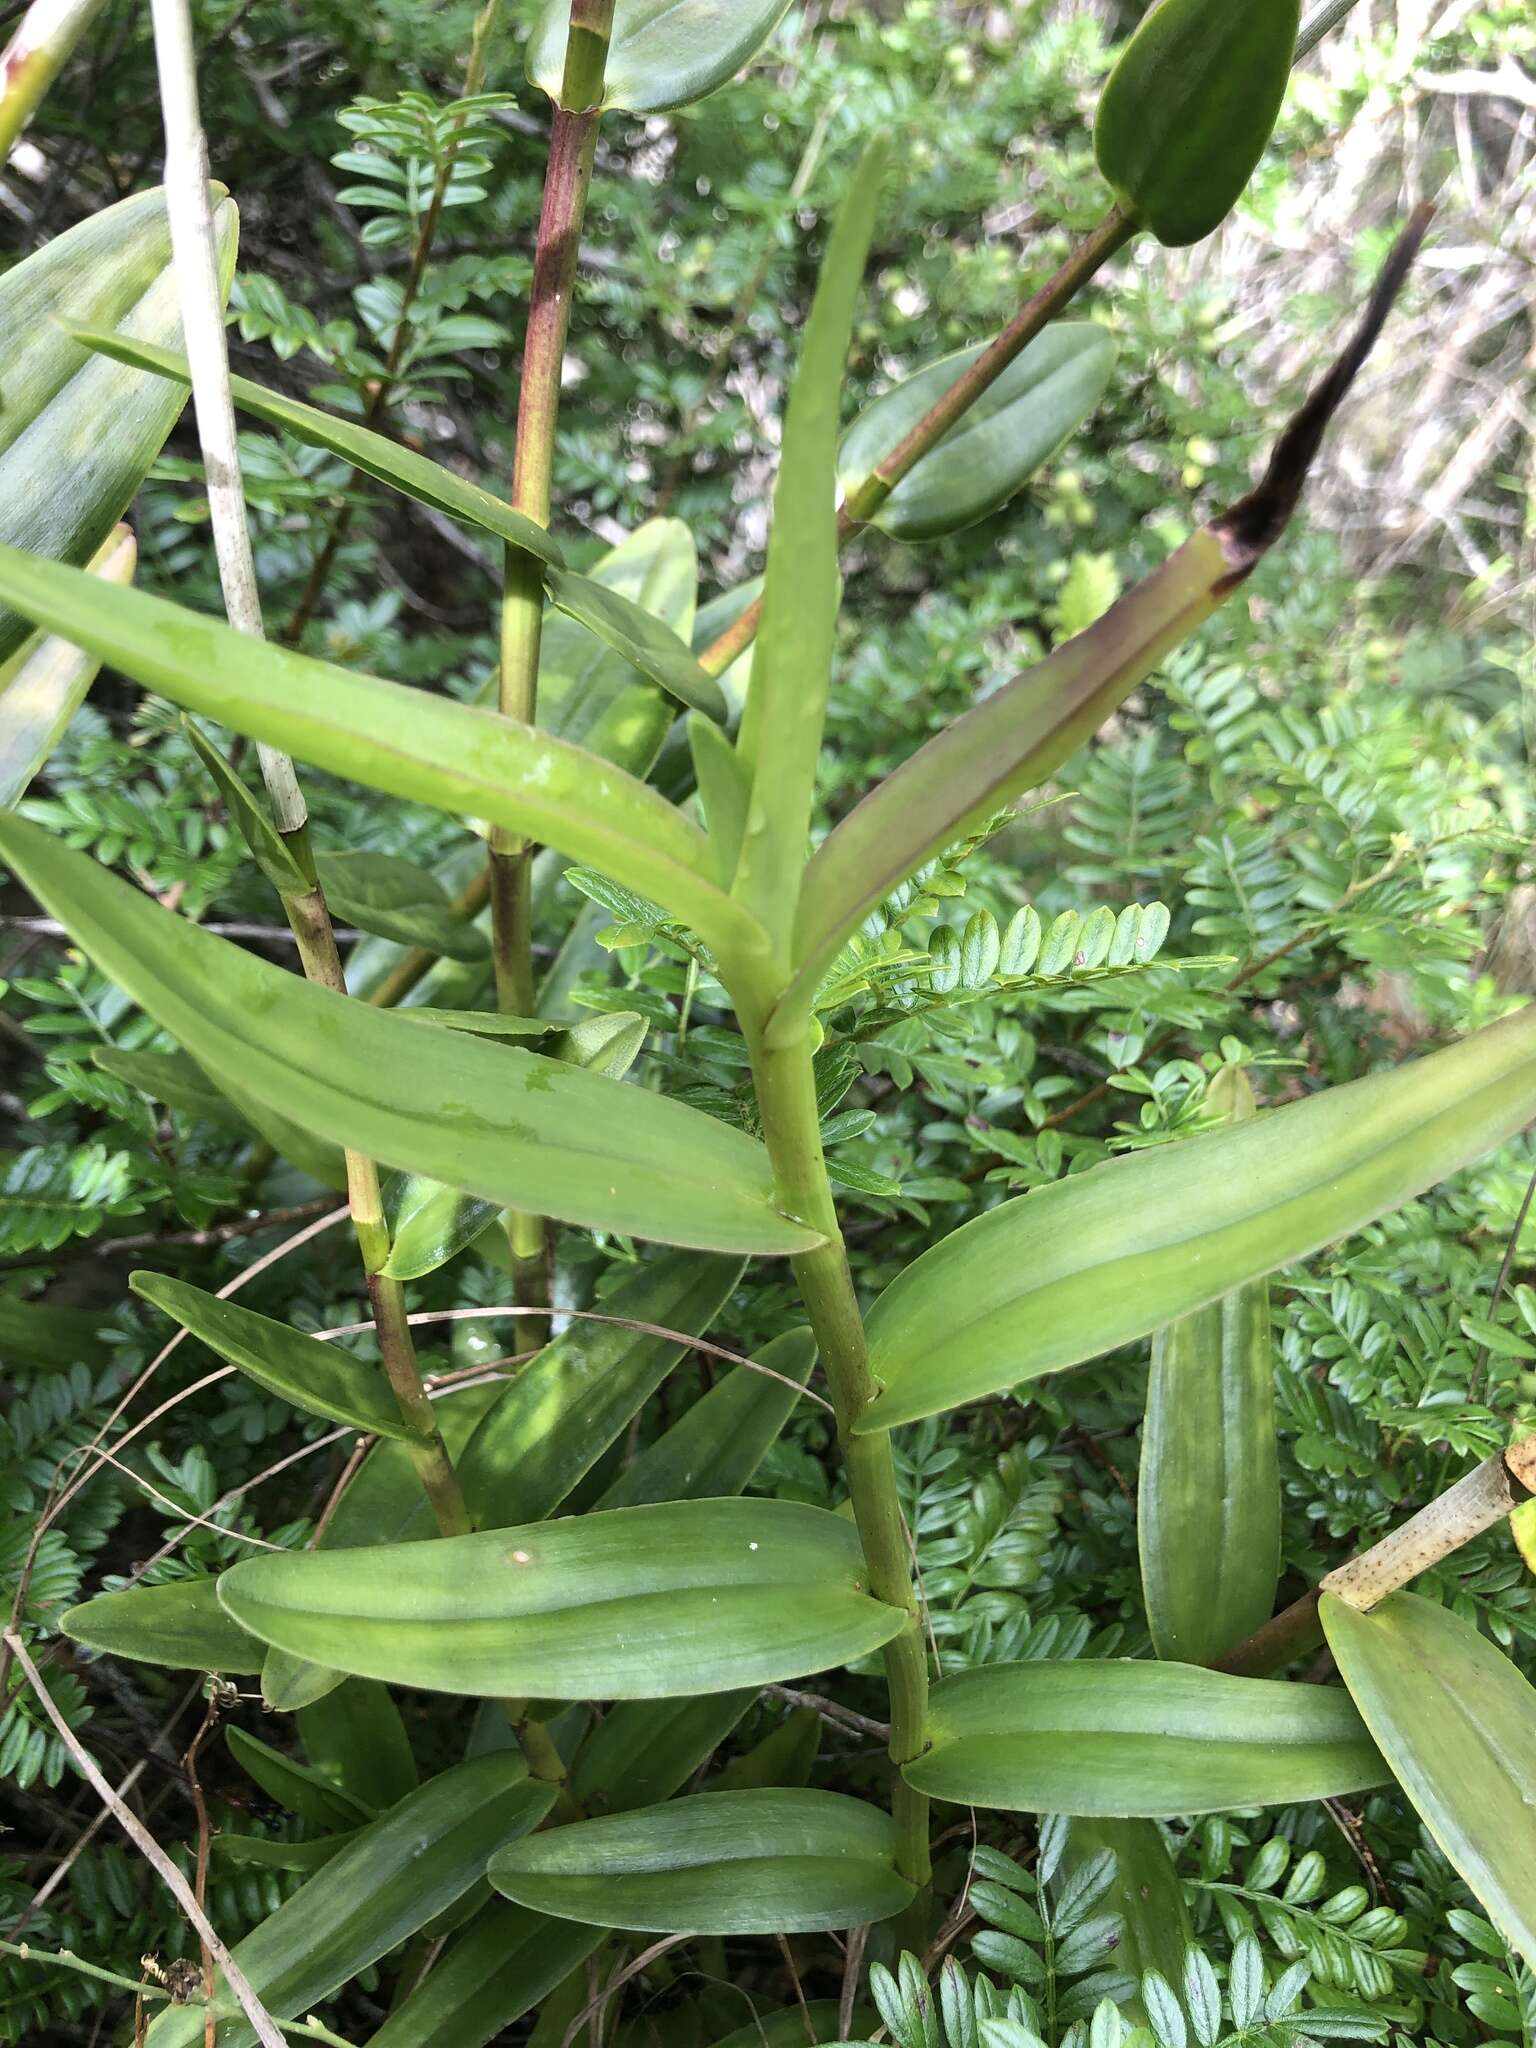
596, 1328, 816, 1509
0, 186, 235, 665
0, 551, 762, 962
128, 1270, 424, 1442
489, 1788, 913, 1933
314, 849, 490, 961
1095, 0, 1301, 247
1322, 1591, 1536, 1968
0, 1296, 110, 1371
226, 1725, 372, 1830
183, 718, 309, 895
95, 1042, 347, 1186
860, 998, 1536, 1431
1140, 1068, 1281, 1663
65, 324, 564, 569
0, 525, 135, 807
144, 1754, 554, 2048
217, 1498, 906, 1698
457, 1251, 744, 1528
527, 0, 794, 114
902, 1661, 1387, 1816
731, 140, 888, 961
545, 566, 726, 721
839, 325, 1118, 543
213, 1832, 359, 1876
0, 816, 816, 1256
62, 1576, 263, 1674
786, 216, 1429, 1019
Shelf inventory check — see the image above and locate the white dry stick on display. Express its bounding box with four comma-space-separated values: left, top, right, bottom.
148, 0, 308, 833
0, 0, 108, 159
1322, 1434, 1536, 1611
3, 1630, 289, 2048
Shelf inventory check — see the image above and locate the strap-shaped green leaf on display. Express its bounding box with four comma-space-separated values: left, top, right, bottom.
903, 1661, 1387, 1816
1055, 1819, 1192, 2023
1140, 1068, 1281, 1664
1322, 1591, 1536, 1968
62, 1576, 263, 1674
839, 324, 1118, 542
64, 323, 565, 569
144, 1754, 554, 2048
732, 140, 888, 960
128, 1270, 424, 1441
859, 1000, 1536, 1431
488, 1788, 914, 1933
546, 566, 726, 720
527, 0, 794, 113
0, 187, 235, 664
1095, 0, 1301, 247
0, 815, 817, 1257
789, 528, 1233, 1015
225, 1724, 372, 1830
217, 1498, 907, 1698
0, 550, 761, 961
596, 1328, 816, 1509
96, 1041, 348, 1187
183, 717, 309, 895
457, 1250, 745, 1528
0, 524, 135, 807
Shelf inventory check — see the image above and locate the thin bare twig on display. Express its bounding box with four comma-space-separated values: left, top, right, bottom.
3, 1632, 288, 2048
559, 1937, 691, 2048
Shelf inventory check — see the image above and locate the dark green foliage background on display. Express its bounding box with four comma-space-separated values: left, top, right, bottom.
1, 1, 1534, 2041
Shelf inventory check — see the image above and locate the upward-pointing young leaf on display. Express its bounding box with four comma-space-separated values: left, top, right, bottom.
0, 815, 820, 1257
0, 547, 762, 962
64, 324, 565, 569
527, 0, 794, 114
217, 1498, 906, 1698
1322, 1591, 1536, 1968
731, 139, 889, 961
784, 215, 1429, 1019
859, 999, 1536, 1431
128, 1270, 424, 1441
545, 566, 727, 721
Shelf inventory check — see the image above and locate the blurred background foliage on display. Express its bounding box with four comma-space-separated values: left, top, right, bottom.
2, 1, 1535, 2041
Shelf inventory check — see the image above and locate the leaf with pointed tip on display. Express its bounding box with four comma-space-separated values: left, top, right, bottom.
596, 1328, 816, 1510
217, 1498, 906, 1699
840, 325, 1117, 542
0, 816, 818, 1257
858, 1001, 1536, 1432
225, 1724, 373, 1830
0, 551, 761, 961
144, 1755, 554, 2048
128, 1269, 422, 1440
183, 717, 308, 895
732, 140, 888, 957
212, 1831, 360, 1875
1322, 1591, 1536, 1968
546, 566, 726, 721
0, 187, 235, 664
62, 1577, 263, 1674
903, 1661, 1387, 1815
458, 1251, 743, 1527
382, 1174, 500, 1283
489, 1788, 913, 1932
527, 0, 794, 113
64, 323, 564, 568
0, 525, 135, 807
315, 849, 490, 961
